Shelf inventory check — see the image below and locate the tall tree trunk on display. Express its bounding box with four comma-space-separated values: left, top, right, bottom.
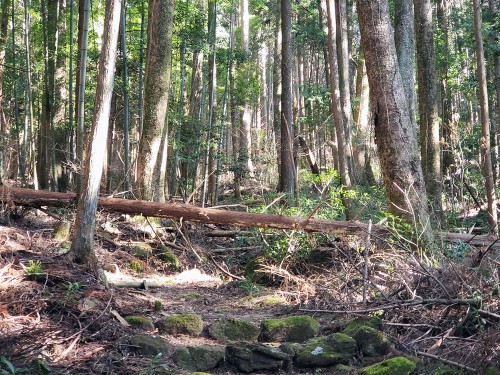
473, 0, 498, 233
437, 0, 453, 174
326, 0, 352, 218
71, 0, 121, 265
394, 0, 415, 129
120, 0, 130, 192
75, 0, 90, 196
415, 0, 442, 222
272, 0, 281, 191
137, 0, 174, 202
357, 0, 433, 242
0, 0, 11, 184
490, 0, 500, 183
279, 0, 295, 197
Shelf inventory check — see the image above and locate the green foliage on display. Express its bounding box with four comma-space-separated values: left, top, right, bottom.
128, 260, 143, 273
238, 278, 263, 295
24, 260, 46, 281
445, 240, 470, 260
0, 357, 29, 375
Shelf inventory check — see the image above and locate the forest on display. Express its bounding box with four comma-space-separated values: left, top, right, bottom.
0, 0, 499, 373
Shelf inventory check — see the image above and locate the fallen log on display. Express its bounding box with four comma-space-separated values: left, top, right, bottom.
0, 186, 387, 237
2, 186, 499, 248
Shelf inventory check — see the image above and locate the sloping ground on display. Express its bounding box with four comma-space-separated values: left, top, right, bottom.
0, 209, 499, 374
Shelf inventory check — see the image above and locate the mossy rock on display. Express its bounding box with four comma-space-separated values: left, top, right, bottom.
130, 242, 153, 259
344, 316, 383, 333
208, 318, 260, 342
173, 345, 225, 372
360, 357, 416, 375
260, 315, 320, 343
295, 333, 357, 368
130, 334, 173, 356
155, 248, 180, 268
125, 316, 154, 331
52, 221, 71, 240
226, 342, 290, 373
343, 325, 390, 356
155, 314, 203, 336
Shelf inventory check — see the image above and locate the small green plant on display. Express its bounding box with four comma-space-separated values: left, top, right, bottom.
24, 260, 46, 281
446, 240, 470, 260
0, 356, 29, 374
134, 353, 171, 375
239, 278, 262, 295
64, 281, 84, 297
128, 260, 142, 273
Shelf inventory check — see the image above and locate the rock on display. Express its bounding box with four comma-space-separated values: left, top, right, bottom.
360, 357, 416, 375
295, 333, 357, 368
130, 242, 153, 259
260, 315, 320, 343
173, 345, 225, 372
279, 342, 302, 357
155, 246, 180, 268
130, 334, 173, 357
155, 314, 203, 336
125, 316, 155, 331
208, 318, 260, 342
52, 221, 71, 240
343, 325, 390, 356
344, 316, 383, 332
244, 256, 273, 285
226, 343, 290, 373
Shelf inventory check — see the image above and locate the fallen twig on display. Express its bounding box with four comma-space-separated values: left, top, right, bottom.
415, 351, 477, 373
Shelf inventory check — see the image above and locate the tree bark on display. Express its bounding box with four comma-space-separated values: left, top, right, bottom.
136, 0, 174, 202
71, 0, 121, 264
473, 0, 498, 233
0, 0, 11, 184
357, 0, 433, 241
394, 0, 415, 129
1, 186, 388, 238
279, 0, 295, 197
415, 0, 442, 221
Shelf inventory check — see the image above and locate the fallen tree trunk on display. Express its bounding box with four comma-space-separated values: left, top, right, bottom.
0, 186, 387, 237
2, 186, 499, 249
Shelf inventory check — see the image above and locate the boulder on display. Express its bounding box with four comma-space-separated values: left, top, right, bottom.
155, 246, 180, 268
226, 343, 290, 373
208, 318, 260, 342
295, 333, 357, 368
155, 314, 203, 336
52, 221, 71, 240
260, 315, 320, 343
173, 345, 225, 372
360, 357, 416, 375
130, 334, 173, 356
125, 316, 155, 331
343, 325, 390, 356
129, 242, 153, 259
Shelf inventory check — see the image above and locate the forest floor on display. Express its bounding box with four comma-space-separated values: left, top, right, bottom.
0, 205, 499, 374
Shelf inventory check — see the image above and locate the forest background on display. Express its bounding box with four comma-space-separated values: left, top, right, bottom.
0, 0, 499, 255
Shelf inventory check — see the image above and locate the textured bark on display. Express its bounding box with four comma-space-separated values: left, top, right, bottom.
490, 0, 500, 182
326, 0, 352, 218
137, 0, 174, 201
394, 0, 415, 129
473, 0, 498, 233
71, 0, 121, 264
279, 0, 295, 196
415, 0, 442, 221
0, 0, 11, 184
357, 0, 432, 239
1, 187, 389, 238
272, 0, 281, 191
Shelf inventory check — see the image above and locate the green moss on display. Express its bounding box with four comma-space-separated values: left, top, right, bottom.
260, 315, 320, 343
343, 325, 390, 356
433, 365, 463, 374
156, 250, 179, 268
128, 260, 142, 273
125, 316, 154, 330
486, 368, 500, 375
360, 357, 416, 375
52, 221, 71, 240
155, 314, 203, 336
153, 300, 162, 311
344, 316, 383, 334
208, 318, 260, 342
295, 333, 357, 367
131, 242, 153, 259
